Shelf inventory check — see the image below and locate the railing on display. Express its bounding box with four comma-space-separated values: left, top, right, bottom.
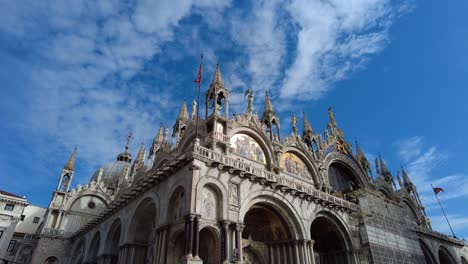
193, 144, 358, 211
207, 131, 230, 143
41, 228, 74, 238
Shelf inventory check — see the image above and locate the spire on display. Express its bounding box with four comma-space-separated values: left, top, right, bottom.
64, 147, 77, 171
261, 91, 281, 140
328, 107, 337, 128
401, 166, 412, 186
135, 141, 146, 164
355, 140, 365, 158
156, 123, 164, 144
397, 170, 403, 187
178, 99, 189, 121
263, 91, 275, 116
303, 112, 314, 134
211, 64, 224, 87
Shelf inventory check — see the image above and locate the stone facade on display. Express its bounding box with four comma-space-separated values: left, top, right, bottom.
25, 65, 468, 264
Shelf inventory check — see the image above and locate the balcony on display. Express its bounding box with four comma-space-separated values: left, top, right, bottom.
193, 144, 358, 212
41, 228, 74, 238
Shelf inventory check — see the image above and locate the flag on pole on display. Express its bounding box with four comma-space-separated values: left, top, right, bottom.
433, 187, 444, 195
194, 54, 203, 85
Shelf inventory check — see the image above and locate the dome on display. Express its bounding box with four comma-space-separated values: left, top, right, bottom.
90, 161, 129, 188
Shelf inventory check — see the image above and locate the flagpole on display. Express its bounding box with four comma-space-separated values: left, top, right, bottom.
195, 54, 203, 139
431, 184, 456, 238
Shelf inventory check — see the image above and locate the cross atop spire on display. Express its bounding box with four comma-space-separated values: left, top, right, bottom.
126, 131, 134, 148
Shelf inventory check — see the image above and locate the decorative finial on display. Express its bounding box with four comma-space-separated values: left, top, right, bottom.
244, 89, 254, 114
126, 131, 134, 150
64, 146, 77, 171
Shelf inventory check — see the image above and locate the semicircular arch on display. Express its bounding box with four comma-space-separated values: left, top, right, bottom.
281, 146, 320, 185
229, 126, 275, 167
195, 176, 228, 220
325, 152, 370, 189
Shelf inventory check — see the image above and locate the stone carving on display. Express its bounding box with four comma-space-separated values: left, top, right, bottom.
229, 182, 239, 207
202, 187, 217, 219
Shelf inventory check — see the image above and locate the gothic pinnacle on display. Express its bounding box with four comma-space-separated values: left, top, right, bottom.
135, 141, 146, 164
303, 112, 314, 134
211, 64, 224, 87
263, 91, 275, 116
178, 99, 188, 121
64, 147, 77, 171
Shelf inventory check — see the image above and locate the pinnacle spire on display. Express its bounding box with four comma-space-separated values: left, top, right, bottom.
178, 99, 189, 121
135, 141, 146, 164
263, 91, 275, 116
211, 64, 224, 87
303, 112, 314, 134
355, 140, 364, 158
156, 123, 164, 144
64, 147, 77, 171
401, 165, 412, 186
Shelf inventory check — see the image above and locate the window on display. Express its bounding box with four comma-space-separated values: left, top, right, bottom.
20, 215, 25, 221
88, 201, 96, 209
7, 240, 16, 252
4, 204, 14, 211
33, 217, 40, 224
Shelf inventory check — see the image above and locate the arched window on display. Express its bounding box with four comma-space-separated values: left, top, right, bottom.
230, 134, 266, 164
328, 163, 359, 193
44, 256, 59, 264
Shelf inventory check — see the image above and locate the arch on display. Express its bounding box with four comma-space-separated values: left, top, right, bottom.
438, 245, 457, 264
66, 194, 109, 212
418, 239, 437, 264
402, 199, 420, 223
44, 256, 59, 264
328, 162, 362, 194
125, 197, 157, 263
167, 185, 187, 223
86, 231, 101, 263
324, 152, 370, 189
199, 227, 221, 264
280, 151, 314, 180
239, 191, 305, 239
376, 187, 394, 200
281, 146, 321, 185
310, 211, 354, 264
71, 239, 85, 264
103, 218, 122, 263
199, 184, 222, 220
230, 133, 267, 164
195, 177, 228, 219
228, 127, 275, 168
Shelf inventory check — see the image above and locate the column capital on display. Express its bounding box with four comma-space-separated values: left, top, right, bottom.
234, 223, 245, 232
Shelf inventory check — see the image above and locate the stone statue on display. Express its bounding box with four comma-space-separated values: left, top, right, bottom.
191, 99, 197, 120
292, 112, 297, 135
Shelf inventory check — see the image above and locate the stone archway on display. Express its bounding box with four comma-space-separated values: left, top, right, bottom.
125, 198, 157, 263
199, 227, 221, 264
86, 232, 100, 264
310, 215, 352, 264
439, 246, 456, 264
103, 219, 121, 264
418, 239, 437, 264
242, 203, 295, 264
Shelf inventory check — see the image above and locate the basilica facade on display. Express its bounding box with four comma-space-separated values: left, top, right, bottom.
29, 65, 468, 264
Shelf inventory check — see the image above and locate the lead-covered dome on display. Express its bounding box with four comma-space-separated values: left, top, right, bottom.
90, 160, 129, 188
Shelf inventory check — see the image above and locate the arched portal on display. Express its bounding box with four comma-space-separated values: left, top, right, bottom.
439, 246, 456, 264
199, 227, 221, 264
44, 256, 59, 264
104, 219, 121, 264
86, 232, 100, 264
310, 216, 351, 264
242, 203, 295, 264
126, 198, 157, 263
418, 239, 437, 264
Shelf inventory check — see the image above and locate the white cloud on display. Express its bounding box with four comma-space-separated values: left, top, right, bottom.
396, 136, 423, 162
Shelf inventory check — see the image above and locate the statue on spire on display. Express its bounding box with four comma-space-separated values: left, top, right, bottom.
244, 89, 254, 115
191, 99, 197, 120
291, 112, 298, 135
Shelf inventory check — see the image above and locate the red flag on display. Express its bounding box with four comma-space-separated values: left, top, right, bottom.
433, 187, 444, 195
194, 54, 203, 85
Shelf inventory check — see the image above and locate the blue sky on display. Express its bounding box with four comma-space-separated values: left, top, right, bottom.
1, 0, 467, 239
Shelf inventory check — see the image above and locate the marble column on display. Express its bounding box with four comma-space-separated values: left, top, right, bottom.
184, 215, 195, 258
221, 220, 231, 263
234, 223, 244, 263
309, 240, 316, 264
293, 241, 300, 264
193, 216, 200, 258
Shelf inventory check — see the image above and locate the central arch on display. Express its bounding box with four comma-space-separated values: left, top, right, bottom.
242, 201, 299, 264
310, 213, 352, 264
